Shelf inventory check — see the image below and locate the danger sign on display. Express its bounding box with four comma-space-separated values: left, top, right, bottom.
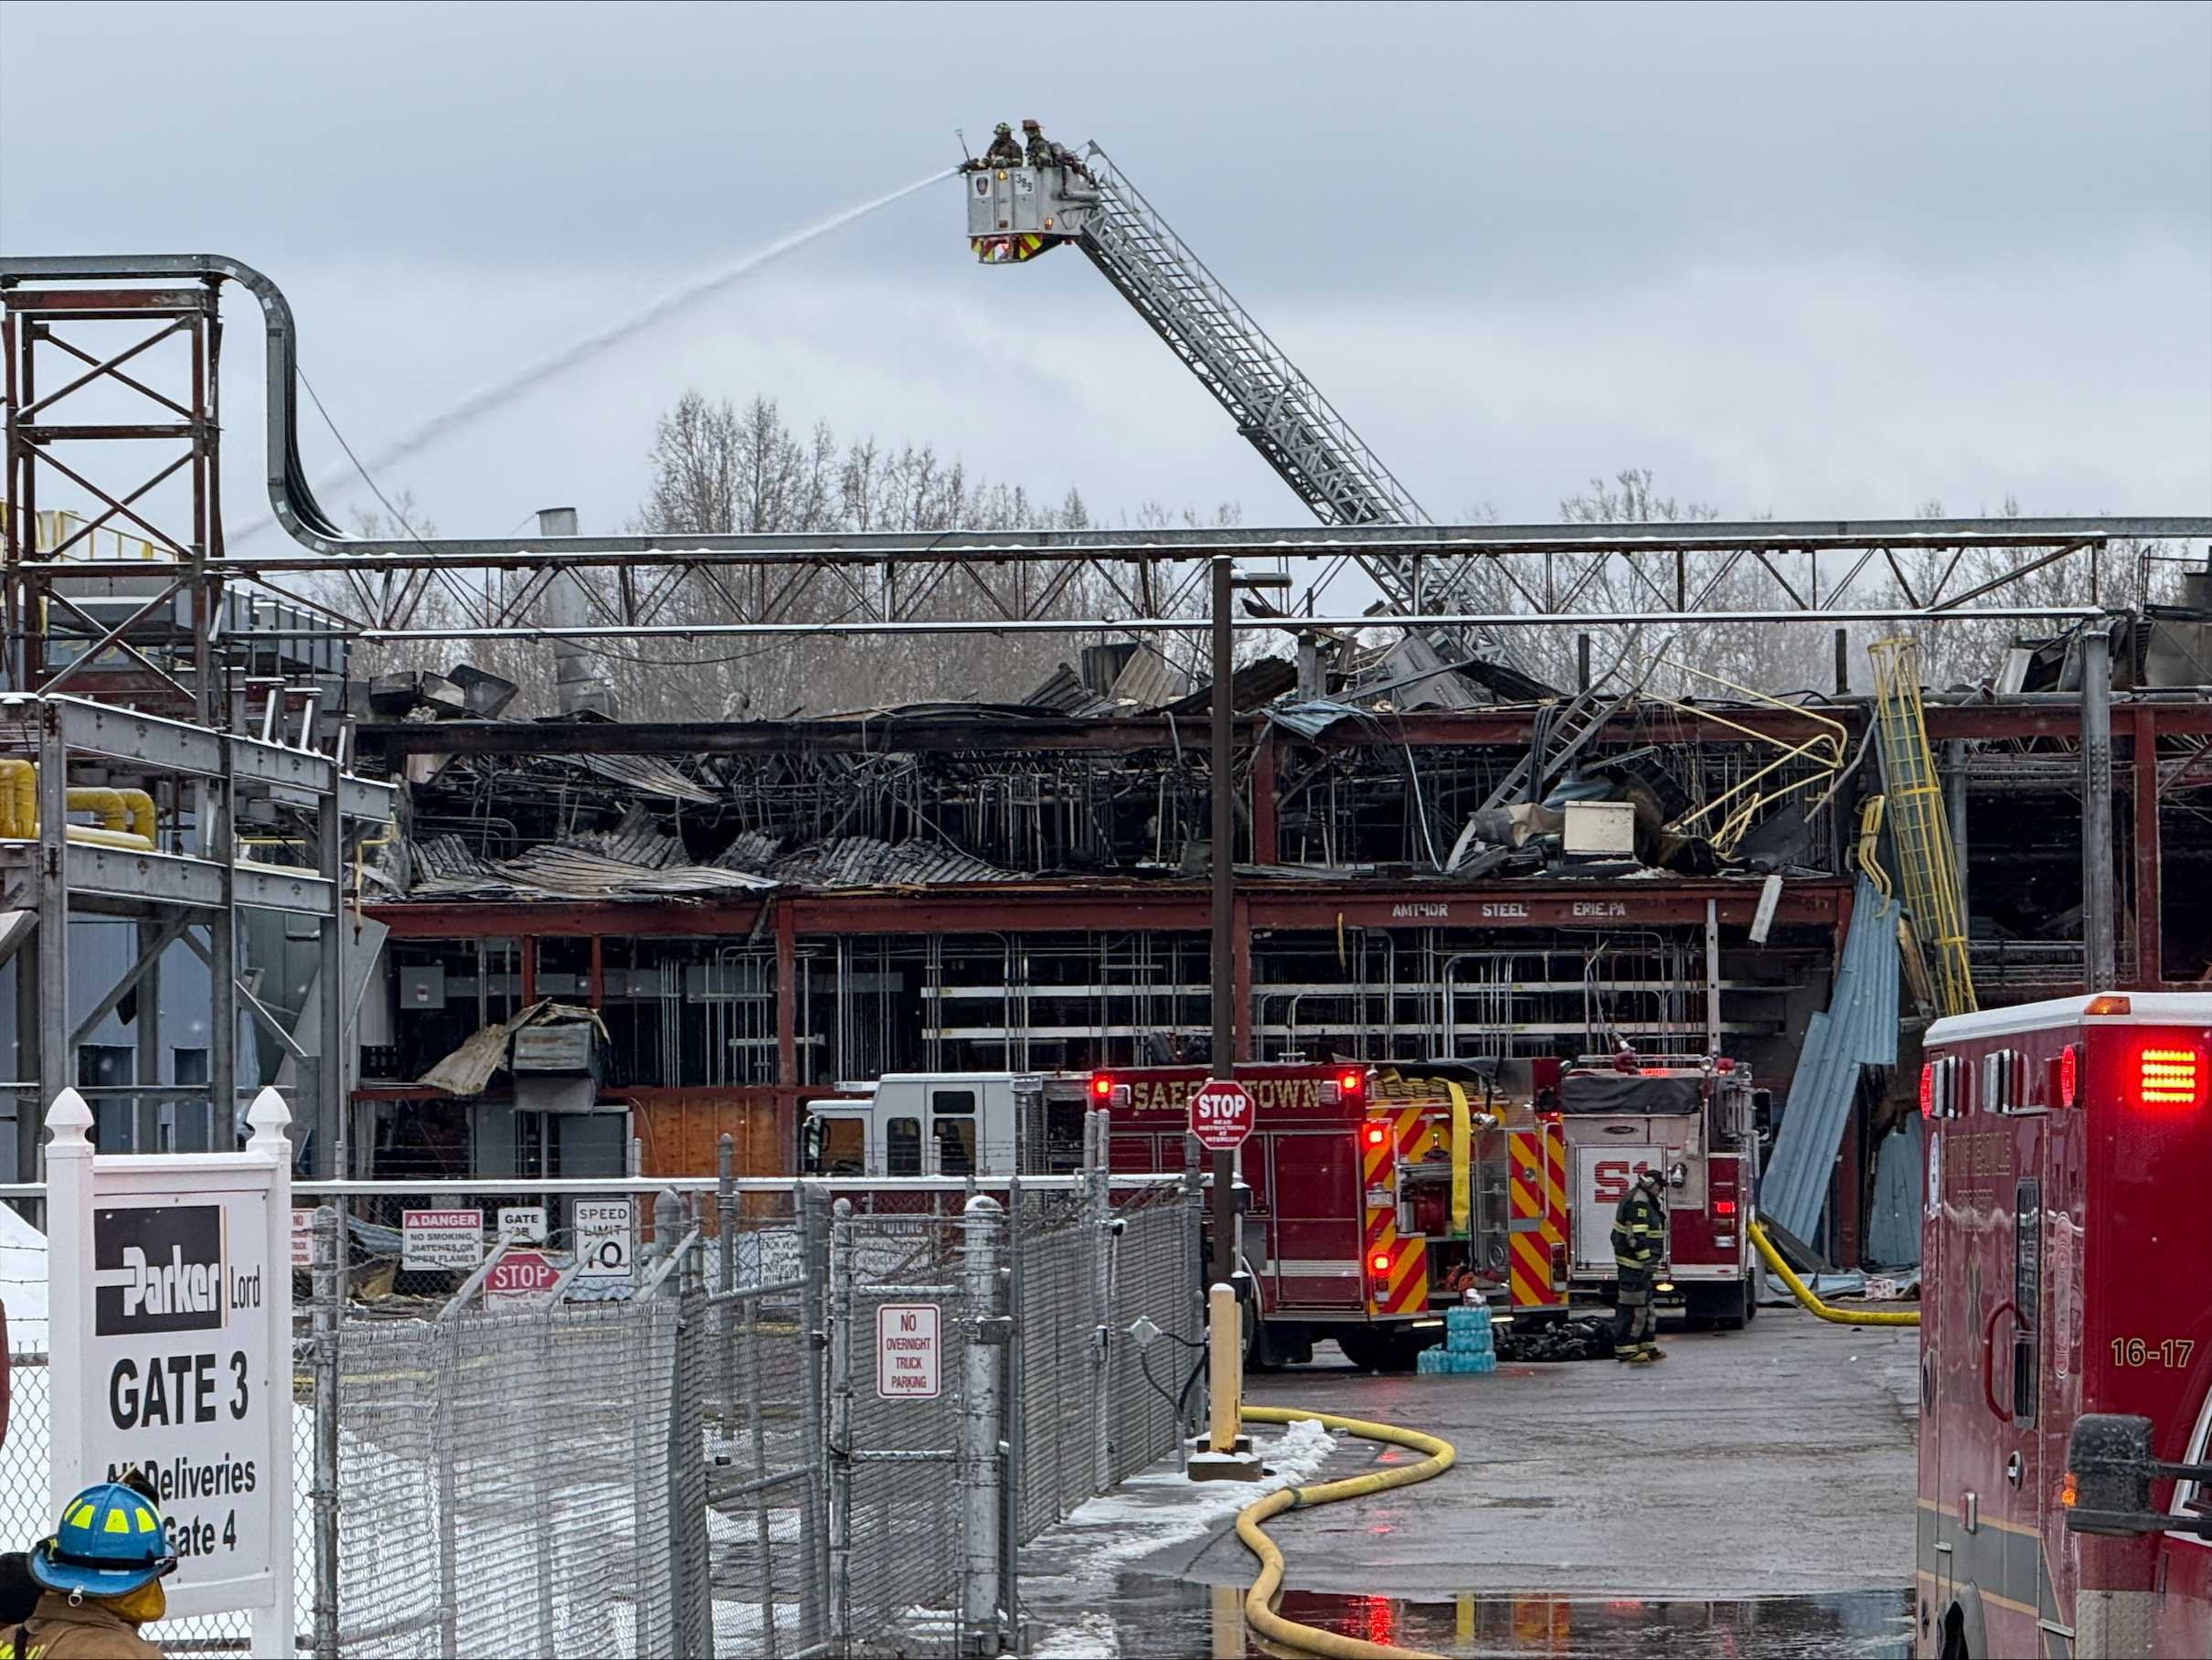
1188, 1080, 1254, 1152
401, 1208, 483, 1272
877, 1304, 941, 1399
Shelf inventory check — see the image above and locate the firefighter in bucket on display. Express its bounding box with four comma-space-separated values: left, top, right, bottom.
8, 1474, 175, 1658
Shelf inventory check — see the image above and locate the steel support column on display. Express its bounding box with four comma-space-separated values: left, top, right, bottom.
2081, 627, 2116, 991
36, 705, 69, 1145
1208, 557, 1235, 1287
316, 793, 345, 1177
2132, 703, 2162, 988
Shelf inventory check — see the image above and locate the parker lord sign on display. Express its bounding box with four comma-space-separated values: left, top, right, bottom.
48, 1086, 296, 1643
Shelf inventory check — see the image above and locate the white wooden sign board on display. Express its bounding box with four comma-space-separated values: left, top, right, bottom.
47, 1086, 295, 1650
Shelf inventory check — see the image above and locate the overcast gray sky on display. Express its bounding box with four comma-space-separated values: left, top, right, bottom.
3, 0, 2207, 544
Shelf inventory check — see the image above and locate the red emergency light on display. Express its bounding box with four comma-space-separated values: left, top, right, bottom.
2059, 1044, 2079, 1109
1918, 1063, 1933, 1118
1338, 1069, 1365, 1100
1363, 1123, 1388, 1148
1090, 1074, 1114, 1099
1713, 1198, 1738, 1218
1369, 1250, 1391, 1275
2137, 1044, 2203, 1108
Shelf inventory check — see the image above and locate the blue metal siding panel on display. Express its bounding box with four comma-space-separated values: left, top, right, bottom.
1760, 875, 1903, 1247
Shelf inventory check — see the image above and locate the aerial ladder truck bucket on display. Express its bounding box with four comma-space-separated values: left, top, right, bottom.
963, 136, 1522, 675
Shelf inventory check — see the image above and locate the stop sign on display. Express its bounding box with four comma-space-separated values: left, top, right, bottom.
484, 1248, 562, 1310
1188, 1079, 1254, 1152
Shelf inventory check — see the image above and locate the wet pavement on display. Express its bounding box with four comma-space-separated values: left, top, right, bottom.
1020, 1307, 1920, 1656
1028, 1580, 1911, 1658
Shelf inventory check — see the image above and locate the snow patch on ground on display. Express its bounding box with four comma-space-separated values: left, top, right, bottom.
1019, 1417, 1340, 1659
1031, 1611, 1122, 1659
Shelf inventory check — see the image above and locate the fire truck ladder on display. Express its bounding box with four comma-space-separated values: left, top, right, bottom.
1867, 636, 1978, 1016
1075, 146, 1496, 643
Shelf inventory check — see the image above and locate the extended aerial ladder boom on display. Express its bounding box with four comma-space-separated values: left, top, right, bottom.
966, 143, 1497, 640
1073, 147, 1427, 535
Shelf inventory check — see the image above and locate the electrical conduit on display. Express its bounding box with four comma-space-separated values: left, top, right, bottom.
1747, 1218, 1919, 1327
1236, 1405, 1457, 1660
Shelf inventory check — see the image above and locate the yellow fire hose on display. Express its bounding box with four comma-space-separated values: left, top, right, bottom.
1747, 1218, 1919, 1327
1235, 1405, 1458, 1660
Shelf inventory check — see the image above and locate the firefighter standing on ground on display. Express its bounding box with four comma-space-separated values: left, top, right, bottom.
6, 1478, 174, 1658
1611, 1166, 1670, 1365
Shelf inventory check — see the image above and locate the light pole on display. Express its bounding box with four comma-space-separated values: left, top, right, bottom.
1209, 558, 1290, 1288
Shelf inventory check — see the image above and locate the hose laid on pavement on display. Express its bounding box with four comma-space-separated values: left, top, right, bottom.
1748, 1218, 1919, 1327
1235, 1405, 1457, 1660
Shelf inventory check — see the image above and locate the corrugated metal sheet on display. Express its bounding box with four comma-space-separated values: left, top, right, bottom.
715, 830, 786, 875
1164, 656, 1297, 716
1864, 1114, 1924, 1268
1265, 700, 1371, 740
1760, 874, 1902, 1249
1023, 664, 1115, 717
570, 750, 717, 804
1105, 644, 1190, 710
406, 832, 776, 902
769, 835, 1018, 887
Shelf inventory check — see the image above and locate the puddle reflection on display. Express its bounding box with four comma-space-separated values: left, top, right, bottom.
1030, 1579, 1911, 1659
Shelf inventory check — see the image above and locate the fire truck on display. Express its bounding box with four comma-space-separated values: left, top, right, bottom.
1555, 1050, 1768, 1330
1086, 1060, 1579, 1368
800, 1061, 1576, 1370
1916, 993, 2212, 1660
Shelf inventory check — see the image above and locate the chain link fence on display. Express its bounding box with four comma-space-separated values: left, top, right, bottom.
1, 1146, 1197, 1659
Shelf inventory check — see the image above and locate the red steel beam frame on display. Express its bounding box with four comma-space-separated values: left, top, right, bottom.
1250, 728, 1279, 865
366, 878, 1846, 942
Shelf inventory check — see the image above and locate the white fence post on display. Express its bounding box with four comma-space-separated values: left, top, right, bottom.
42, 1088, 94, 1517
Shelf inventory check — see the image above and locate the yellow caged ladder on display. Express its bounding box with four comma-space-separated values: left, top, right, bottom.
1867, 637, 1977, 1015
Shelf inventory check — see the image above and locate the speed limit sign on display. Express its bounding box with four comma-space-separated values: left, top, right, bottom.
574, 1198, 633, 1281
1188, 1080, 1254, 1152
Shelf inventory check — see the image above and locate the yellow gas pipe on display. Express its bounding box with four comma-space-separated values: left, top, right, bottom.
1748, 1218, 1919, 1327
0, 761, 158, 850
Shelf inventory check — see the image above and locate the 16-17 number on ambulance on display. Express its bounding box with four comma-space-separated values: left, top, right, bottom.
2111, 1337, 2196, 1368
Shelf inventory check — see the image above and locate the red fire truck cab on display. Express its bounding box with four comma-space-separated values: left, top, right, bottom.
1917, 993, 2212, 1660
1556, 1051, 1767, 1329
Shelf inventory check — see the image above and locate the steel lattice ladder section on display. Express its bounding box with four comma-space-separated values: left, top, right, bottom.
1076, 148, 1496, 640
1867, 636, 1978, 1015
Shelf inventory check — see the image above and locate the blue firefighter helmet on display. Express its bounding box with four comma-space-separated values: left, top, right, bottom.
28, 1481, 175, 1598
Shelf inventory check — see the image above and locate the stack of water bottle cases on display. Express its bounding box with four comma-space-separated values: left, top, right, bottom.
1416, 1290, 1496, 1376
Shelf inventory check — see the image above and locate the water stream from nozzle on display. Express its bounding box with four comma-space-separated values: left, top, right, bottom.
261, 167, 955, 536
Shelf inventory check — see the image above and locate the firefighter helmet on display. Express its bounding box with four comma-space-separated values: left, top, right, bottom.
1636, 1165, 1665, 1194
1021, 118, 1041, 132
994, 122, 1013, 136
28, 1482, 176, 1599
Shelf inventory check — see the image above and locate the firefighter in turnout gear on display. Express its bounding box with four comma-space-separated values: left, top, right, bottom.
983, 122, 1022, 168
1611, 1166, 1670, 1365
8, 1474, 174, 1658
1021, 118, 1053, 169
